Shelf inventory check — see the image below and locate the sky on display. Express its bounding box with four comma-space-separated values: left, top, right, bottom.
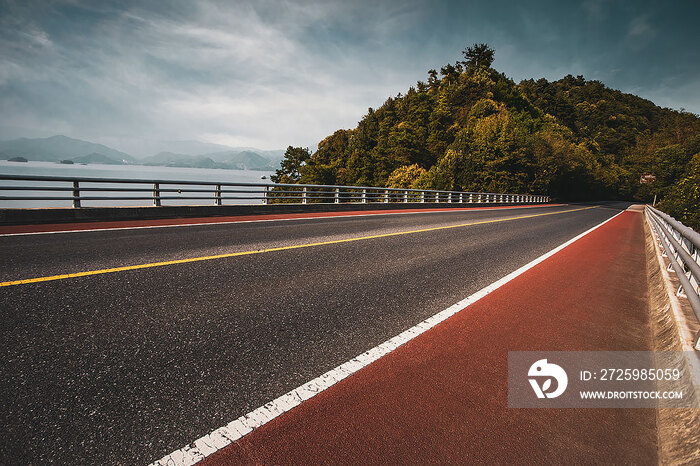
1, 0, 699, 154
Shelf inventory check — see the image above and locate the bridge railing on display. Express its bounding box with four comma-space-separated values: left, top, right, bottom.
646, 205, 700, 349
0, 174, 550, 208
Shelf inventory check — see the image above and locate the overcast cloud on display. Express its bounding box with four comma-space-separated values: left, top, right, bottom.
1, 0, 698, 154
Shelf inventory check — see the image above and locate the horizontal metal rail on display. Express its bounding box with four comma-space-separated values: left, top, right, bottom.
0, 174, 550, 208
646, 205, 700, 350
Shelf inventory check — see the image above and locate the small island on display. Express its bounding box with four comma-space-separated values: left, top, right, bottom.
59, 159, 74, 164
7, 156, 28, 162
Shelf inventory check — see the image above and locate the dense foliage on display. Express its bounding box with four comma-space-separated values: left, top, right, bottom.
274, 45, 700, 228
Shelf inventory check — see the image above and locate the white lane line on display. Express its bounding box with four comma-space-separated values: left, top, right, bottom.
0, 204, 563, 237
148, 209, 623, 466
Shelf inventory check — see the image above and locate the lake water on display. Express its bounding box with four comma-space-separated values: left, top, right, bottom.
0, 161, 275, 208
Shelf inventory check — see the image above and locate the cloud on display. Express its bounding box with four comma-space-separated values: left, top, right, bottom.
0, 0, 698, 154
625, 15, 656, 49
0, 0, 434, 151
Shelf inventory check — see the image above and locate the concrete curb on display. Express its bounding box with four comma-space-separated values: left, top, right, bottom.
0, 202, 535, 226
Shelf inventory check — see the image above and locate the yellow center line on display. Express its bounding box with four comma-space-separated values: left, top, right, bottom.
1, 206, 597, 288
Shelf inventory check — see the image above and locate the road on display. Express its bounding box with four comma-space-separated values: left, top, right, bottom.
0, 203, 628, 464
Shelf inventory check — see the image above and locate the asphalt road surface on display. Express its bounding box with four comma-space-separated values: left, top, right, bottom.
0, 202, 628, 464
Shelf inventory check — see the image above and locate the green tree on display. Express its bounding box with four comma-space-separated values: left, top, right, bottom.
271, 146, 311, 183
461, 43, 495, 69
387, 164, 427, 189
660, 152, 700, 229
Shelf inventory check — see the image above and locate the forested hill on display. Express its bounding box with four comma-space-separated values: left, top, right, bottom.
273, 44, 700, 227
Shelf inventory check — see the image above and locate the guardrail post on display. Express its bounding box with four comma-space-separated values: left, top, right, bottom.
214, 184, 222, 206
402, 190, 407, 203
435, 192, 439, 203
362, 189, 367, 203
459, 193, 463, 203
152, 183, 161, 207
72, 181, 81, 208
263, 186, 268, 205
384, 190, 389, 203
335, 188, 340, 204
469, 193, 473, 203
302, 187, 308, 204
421, 191, 425, 203
448, 193, 452, 203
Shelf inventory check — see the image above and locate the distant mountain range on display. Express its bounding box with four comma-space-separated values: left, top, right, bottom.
0, 135, 136, 164
0, 135, 284, 171
141, 150, 277, 170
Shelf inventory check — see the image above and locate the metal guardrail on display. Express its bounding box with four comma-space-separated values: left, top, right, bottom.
646, 205, 700, 349
0, 174, 550, 208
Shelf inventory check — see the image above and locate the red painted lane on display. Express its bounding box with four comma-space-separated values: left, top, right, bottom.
203, 210, 656, 464
0, 204, 559, 235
